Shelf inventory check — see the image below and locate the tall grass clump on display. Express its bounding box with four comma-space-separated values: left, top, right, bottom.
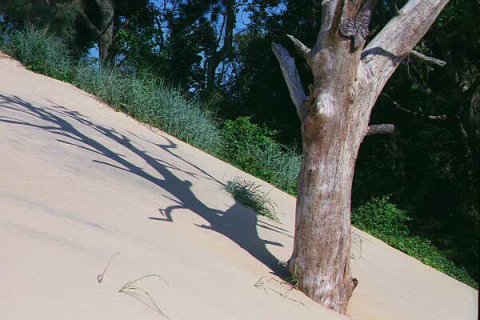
222, 117, 301, 194
74, 63, 223, 154
0, 27, 222, 154
247, 143, 301, 194
0, 27, 73, 82
226, 178, 278, 221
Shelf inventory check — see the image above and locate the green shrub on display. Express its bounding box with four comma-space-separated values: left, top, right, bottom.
352, 196, 410, 237
383, 235, 476, 288
73, 63, 223, 154
222, 116, 277, 160
353, 196, 477, 288
0, 27, 222, 154
247, 142, 301, 194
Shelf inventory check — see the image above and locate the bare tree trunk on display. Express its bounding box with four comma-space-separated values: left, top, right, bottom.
273, 0, 449, 314
292, 103, 367, 309
97, 0, 114, 63
78, 0, 114, 63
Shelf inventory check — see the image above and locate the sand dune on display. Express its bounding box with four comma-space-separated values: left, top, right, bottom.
0, 53, 477, 319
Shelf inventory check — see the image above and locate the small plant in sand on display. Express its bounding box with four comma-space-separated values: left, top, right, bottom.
286, 265, 301, 289
226, 178, 278, 221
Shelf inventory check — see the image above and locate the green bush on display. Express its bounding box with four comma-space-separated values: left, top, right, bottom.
352, 196, 410, 237
383, 235, 476, 288
353, 197, 477, 288
222, 116, 277, 159
247, 142, 301, 194
0, 27, 222, 154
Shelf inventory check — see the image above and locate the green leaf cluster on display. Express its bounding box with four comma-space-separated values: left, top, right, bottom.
352, 196, 411, 237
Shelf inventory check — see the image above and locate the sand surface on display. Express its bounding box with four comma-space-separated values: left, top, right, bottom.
0, 53, 477, 320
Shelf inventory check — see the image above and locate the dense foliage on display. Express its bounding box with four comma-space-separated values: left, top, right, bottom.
352, 196, 476, 287
1, 0, 478, 287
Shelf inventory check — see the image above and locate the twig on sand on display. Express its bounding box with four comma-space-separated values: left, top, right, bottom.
254, 276, 311, 309
97, 251, 122, 283
351, 229, 367, 261
118, 274, 171, 319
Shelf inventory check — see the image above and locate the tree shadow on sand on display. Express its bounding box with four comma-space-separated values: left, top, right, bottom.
0, 94, 290, 277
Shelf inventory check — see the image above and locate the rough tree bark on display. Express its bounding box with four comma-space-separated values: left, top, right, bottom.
272, 0, 449, 314
78, 0, 115, 63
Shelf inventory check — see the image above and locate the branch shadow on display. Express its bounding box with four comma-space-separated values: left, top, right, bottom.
0, 94, 289, 277
361, 47, 404, 66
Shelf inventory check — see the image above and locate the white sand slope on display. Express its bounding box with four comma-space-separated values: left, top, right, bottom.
0, 53, 477, 320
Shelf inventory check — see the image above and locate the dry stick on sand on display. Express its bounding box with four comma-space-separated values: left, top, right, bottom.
254, 276, 310, 309
97, 251, 122, 283
118, 274, 171, 319
351, 230, 367, 261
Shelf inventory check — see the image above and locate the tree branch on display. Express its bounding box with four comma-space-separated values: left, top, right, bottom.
319, 0, 341, 33
311, 0, 345, 52
383, 93, 448, 120
77, 10, 101, 37
361, 0, 450, 98
287, 34, 311, 59
154, 16, 165, 48
367, 124, 395, 136
410, 50, 446, 67
271, 42, 307, 119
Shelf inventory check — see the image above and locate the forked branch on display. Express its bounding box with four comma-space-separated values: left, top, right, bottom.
319, 0, 341, 33
77, 10, 101, 37
362, 0, 450, 97
339, 0, 378, 49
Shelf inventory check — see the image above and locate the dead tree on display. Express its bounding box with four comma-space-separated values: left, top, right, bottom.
272, 0, 449, 314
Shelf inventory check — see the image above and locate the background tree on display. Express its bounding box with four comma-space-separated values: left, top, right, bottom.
0, 0, 79, 39
77, 0, 115, 62
0, 0, 154, 62
272, 0, 450, 313
157, 0, 241, 93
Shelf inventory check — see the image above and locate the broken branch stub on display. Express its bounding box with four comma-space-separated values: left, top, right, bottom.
367, 124, 395, 136
271, 42, 307, 119
339, 0, 377, 49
